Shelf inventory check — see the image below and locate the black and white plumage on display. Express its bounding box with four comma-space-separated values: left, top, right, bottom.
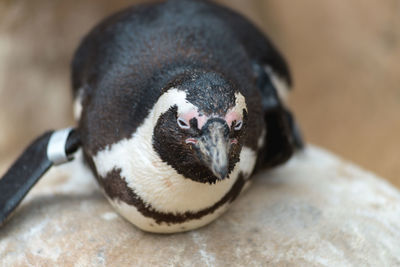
71, 0, 302, 233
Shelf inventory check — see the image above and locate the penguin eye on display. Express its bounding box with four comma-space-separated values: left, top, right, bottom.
177, 117, 190, 129
234, 120, 243, 131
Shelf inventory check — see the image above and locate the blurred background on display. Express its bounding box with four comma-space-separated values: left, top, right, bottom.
0, 0, 399, 187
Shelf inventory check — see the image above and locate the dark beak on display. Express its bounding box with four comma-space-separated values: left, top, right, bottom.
197, 119, 230, 180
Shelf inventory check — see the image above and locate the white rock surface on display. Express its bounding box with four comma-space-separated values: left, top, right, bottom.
0, 146, 399, 266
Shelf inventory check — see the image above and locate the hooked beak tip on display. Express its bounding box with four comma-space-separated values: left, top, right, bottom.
212, 165, 229, 180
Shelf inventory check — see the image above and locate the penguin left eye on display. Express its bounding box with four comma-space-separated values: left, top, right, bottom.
177, 117, 190, 129
234, 120, 243, 131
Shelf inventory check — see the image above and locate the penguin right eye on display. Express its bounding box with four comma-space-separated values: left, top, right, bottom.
234, 120, 243, 131
177, 117, 190, 129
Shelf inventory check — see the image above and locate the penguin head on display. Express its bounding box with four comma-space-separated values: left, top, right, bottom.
152, 71, 248, 184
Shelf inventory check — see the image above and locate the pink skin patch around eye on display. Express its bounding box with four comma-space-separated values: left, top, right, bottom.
181, 109, 242, 145
179, 110, 208, 130
225, 110, 242, 129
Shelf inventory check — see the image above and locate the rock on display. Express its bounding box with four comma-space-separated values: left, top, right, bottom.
0, 146, 399, 266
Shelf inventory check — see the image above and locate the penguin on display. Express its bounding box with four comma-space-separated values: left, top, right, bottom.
0, 0, 302, 233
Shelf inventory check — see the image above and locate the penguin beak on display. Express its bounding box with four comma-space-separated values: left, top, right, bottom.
197, 119, 230, 180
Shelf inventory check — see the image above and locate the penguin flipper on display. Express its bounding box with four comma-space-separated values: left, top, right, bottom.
0, 128, 80, 227
253, 62, 303, 170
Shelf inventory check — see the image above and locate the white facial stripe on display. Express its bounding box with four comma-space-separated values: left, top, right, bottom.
234, 92, 247, 113
154, 88, 197, 121
264, 65, 290, 103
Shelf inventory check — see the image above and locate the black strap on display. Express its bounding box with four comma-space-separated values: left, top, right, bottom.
0, 129, 80, 226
